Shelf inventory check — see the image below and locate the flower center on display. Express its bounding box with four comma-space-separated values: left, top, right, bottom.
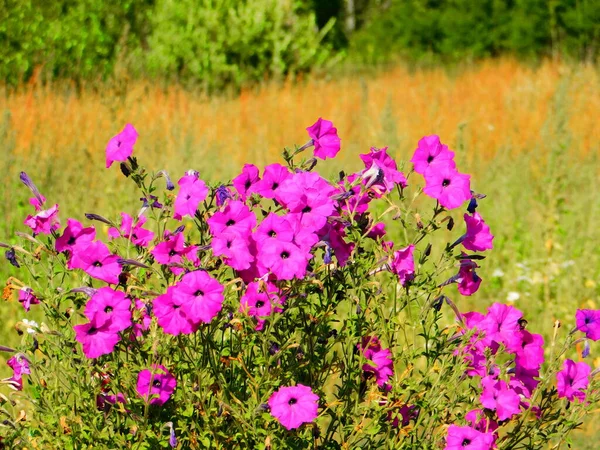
104, 306, 113, 313
442, 178, 451, 187
93, 260, 103, 267
271, 182, 279, 190
268, 230, 276, 238
245, 180, 252, 190
280, 251, 290, 260
302, 206, 312, 213
194, 290, 204, 297
169, 249, 177, 257
256, 300, 265, 308
462, 438, 471, 446
67, 236, 76, 245
427, 155, 434, 163
288, 397, 297, 405
226, 219, 236, 226
153, 379, 161, 388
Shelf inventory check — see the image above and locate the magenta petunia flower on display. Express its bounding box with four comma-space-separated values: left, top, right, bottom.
97, 392, 127, 410
268, 384, 319, 430
207, 200, 256, 236
252, 164, 291, 199
153, 287, 196, 335
479, 376, 521, 421
462, 212, 494, 252
70, 240, 122, 285
445, 424, 495, 450
173, 172, 209, 220
320, 222, 355, 267
137, 364, 177, 406
108, 213, 154, 247
254, 213, 295, 245
151, 231, 195, 266
7, 353, 30, 390
359, 336, 394, 388
84, 287, 132, 332
456, 259, 482, 296
576, 309, 600, 341
18, 287, 40, 312
258, 239, 311, 280
423, 165, 471, 210
480, 302, 523, 348
411, 135, 456, 175
510, 330, 545, 370
557, 359, 590, 402
359, 146, 407, 195
24, 204, 60, 235
306, 118, 341, 160
211, 230, 254, 271
174, 270, 225, 325
232, 163, 260, 201
74, 320, 121, 359
106, 123, 138, 168
390, 244, 415, 286
510, 363, 540, 399
239, 281, 283, 330
465, 409, 498, 434
55, 218, 96, 254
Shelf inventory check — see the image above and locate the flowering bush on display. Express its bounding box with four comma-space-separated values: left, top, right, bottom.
1, 120, 598, 449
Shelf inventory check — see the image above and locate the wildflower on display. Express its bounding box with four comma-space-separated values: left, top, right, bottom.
320, 222, 355, 267
252, 164, 290, 199
254, 213, 295, 245
479, 302, 523, 348
166, 422, 177, 448
215, 185, 233, 206
19, 172, 46, 208
506, 291, 520, 302
174, 270, 224, 325
70, 241, 122, 285
388, 404, 419, 428
5, 248, 19, 268
151, 231, 195, 266
84, 287, 132, 332
18, 287, 40, 312
575, 310, 600, 341
423, 165, 471, 210
232, 163, 260, 201
106, 124, 138, 168
137, 364, 177, 406
556, 359, 590, 402
359, 147, 407, 195
456, 259, 482, 296
510, 330, 545, 370
7, 353, 30, 391
445, 424, 495, 450
240, 281, 283, 330
24, 204, 60, 235
131, 299, 152, 339
173, 172, 209, 220
306, 118, 341, 160
74, 320, 121, 359
268, 384, 319, 430
211, 230, 254, 271
108, 213, 154, 247
258, 239, 311, 280
97, 392, 127, 411
359, 336, 394, 388
153, 287, 196, 335
462, 212, 494, 252
390, 244, 415, 286
411, 135, 456, 175
479, 376, 521, 421
465, 409, 498, 434
207, 200, 256, 236
55, 218, 96, 254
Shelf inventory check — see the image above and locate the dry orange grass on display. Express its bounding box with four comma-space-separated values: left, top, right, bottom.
2, 58, 598, 181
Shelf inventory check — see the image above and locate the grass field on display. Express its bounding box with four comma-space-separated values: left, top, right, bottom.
1, 58, 599, 444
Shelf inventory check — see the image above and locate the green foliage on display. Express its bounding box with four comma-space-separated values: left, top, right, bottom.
143, 0, 334, 90
349, 0, 600, 64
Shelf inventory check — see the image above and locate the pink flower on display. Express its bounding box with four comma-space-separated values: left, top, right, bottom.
479, 376, 521, 421
359, 336, 394, 388
465, 409, 498, 434
268, 384, 319, 430
137, 364, 177, 406
254, 213, 295, 245
211, 230, 254, 271
18, 287, 40, 312
74, 321, 121, 359
390, 245, 415, 286
97, 392, 127, 410
131, 299, 152, 339
456, 259, 482, 296
84, 287, 132, 332
359, 146, 407, 195
445, 424, 495, 450
462, 212, 494, 252
423, 165, 471, 210
106, 124, 138, 168
479, 303, 523, 348
153, 287, 196, 335
252, 164, 290, 199
7, 353, 30, 390
510, 330, 545, 370
151, 231, 195, 266
258, 239, 311, 280
411, 135, 456, 175
24, 204, 60, 235
207, 200, 256, 236
320, 222, 355, 267
70, 241, 122, 285
108, 213, 154, 247
576, 309, 600, 341
174, 270, 224, 325
557, 359, 590, 402
173, 172, 209, 220
240, 281, 283, 330
55, 218, 96, 254
306, 118, 341, 160
232, 164, 260, 201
